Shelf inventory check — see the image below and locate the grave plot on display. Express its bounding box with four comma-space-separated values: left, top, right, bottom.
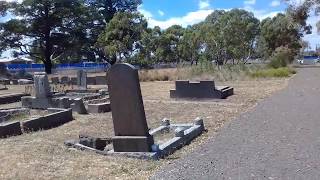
170, 80, 234, 99
0, 81, 8, 90
86, 97, 111, 114
50, 70, 108, 86
0, 93, 29, 104
0, 108, 73, 138
22, 72, 108, 110
65, 63, 205, 160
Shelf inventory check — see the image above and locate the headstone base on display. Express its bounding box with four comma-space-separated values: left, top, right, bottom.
112, 136, 154, 152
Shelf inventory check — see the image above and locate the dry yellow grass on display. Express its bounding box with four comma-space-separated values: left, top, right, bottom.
0, 78, 290, 179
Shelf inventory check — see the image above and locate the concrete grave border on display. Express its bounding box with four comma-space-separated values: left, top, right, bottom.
0, 121, 23, 138
22, 108, 73, 132
65, 117, 205, 160
86, 98, 111, 114
0, 93, 30, 104
0, 108, 73, 138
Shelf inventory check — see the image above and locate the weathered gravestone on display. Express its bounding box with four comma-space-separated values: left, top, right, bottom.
51, 77, 59, 84
34, 72, 52, 98
21, 72, 53, 109
77, 70, 87, 90
71, 98, 87, 114
107, 63, 154, 152
60, 76, 70, 84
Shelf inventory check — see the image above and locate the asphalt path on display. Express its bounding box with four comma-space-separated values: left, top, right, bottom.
152, 68, 320, 180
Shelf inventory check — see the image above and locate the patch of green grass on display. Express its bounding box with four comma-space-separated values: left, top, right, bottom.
8, 113, 29, 122
249, 67, 296, 78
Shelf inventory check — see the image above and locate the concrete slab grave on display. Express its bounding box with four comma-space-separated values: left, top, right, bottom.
170, 80, 234, 99
65, 63, 205, 160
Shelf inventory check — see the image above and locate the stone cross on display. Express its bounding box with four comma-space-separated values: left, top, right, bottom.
77, 70, 87, 90
34, 72, 51, 98
107, 63, 154, 152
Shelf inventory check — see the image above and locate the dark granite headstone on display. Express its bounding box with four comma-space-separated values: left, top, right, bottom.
107, 63, 154, 152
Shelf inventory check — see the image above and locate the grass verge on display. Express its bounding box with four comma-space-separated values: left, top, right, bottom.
249, 67, 296, 78
139, 62, 296, 82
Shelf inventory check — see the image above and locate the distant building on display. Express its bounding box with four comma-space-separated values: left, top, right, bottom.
0, 57, 34, 65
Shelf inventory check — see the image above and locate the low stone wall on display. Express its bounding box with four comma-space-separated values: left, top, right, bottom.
0, 93, 30, 104
22, 108, 73, 132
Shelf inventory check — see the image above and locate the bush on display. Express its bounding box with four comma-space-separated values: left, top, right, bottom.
250, 67, 296, 78
139, 68, 176, 82
268, 46, 296, 68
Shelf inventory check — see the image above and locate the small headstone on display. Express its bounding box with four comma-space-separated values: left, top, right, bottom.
34, 72, 51, 98
59, 97, 71, 109
71, 98, 87, 114
51, 77, 59, 84
77, 70, 87, 90
107, 63, 154, 152
60, 76, 70, 84
11, 79, 18, 85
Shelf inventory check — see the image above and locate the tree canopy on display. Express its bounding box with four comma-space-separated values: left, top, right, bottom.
0, 2, 309, 72
0, 0, 141, 73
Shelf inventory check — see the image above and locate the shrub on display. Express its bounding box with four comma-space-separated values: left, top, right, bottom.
250, 67, 296, 78
268, 46, 296, 68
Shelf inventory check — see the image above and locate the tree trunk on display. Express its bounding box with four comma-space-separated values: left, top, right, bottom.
44, 60, 52, 74
43, 4, 52, 74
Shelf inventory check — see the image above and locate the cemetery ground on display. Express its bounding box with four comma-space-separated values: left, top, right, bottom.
0, 76, 290, 179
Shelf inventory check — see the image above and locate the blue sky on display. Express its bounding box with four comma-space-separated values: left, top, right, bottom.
139, 0, 319, 49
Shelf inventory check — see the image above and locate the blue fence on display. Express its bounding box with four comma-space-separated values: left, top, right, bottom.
7, 63, 110, 71
304, 56, 319, 60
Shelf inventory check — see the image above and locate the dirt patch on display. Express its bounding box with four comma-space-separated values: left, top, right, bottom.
0, 78, 289, 179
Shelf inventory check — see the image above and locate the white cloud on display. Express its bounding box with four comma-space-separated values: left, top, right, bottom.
270, 0, 281, 7
158, 10, 164, 16
148, 9, 214, 29
138, 5, 153, 18
139, 2, 282, 30
243, 6, 281, 20
303, 14, 320, 49
199, 0, 210, 10
244, 0, 256, 5
3, 0, 22, 2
